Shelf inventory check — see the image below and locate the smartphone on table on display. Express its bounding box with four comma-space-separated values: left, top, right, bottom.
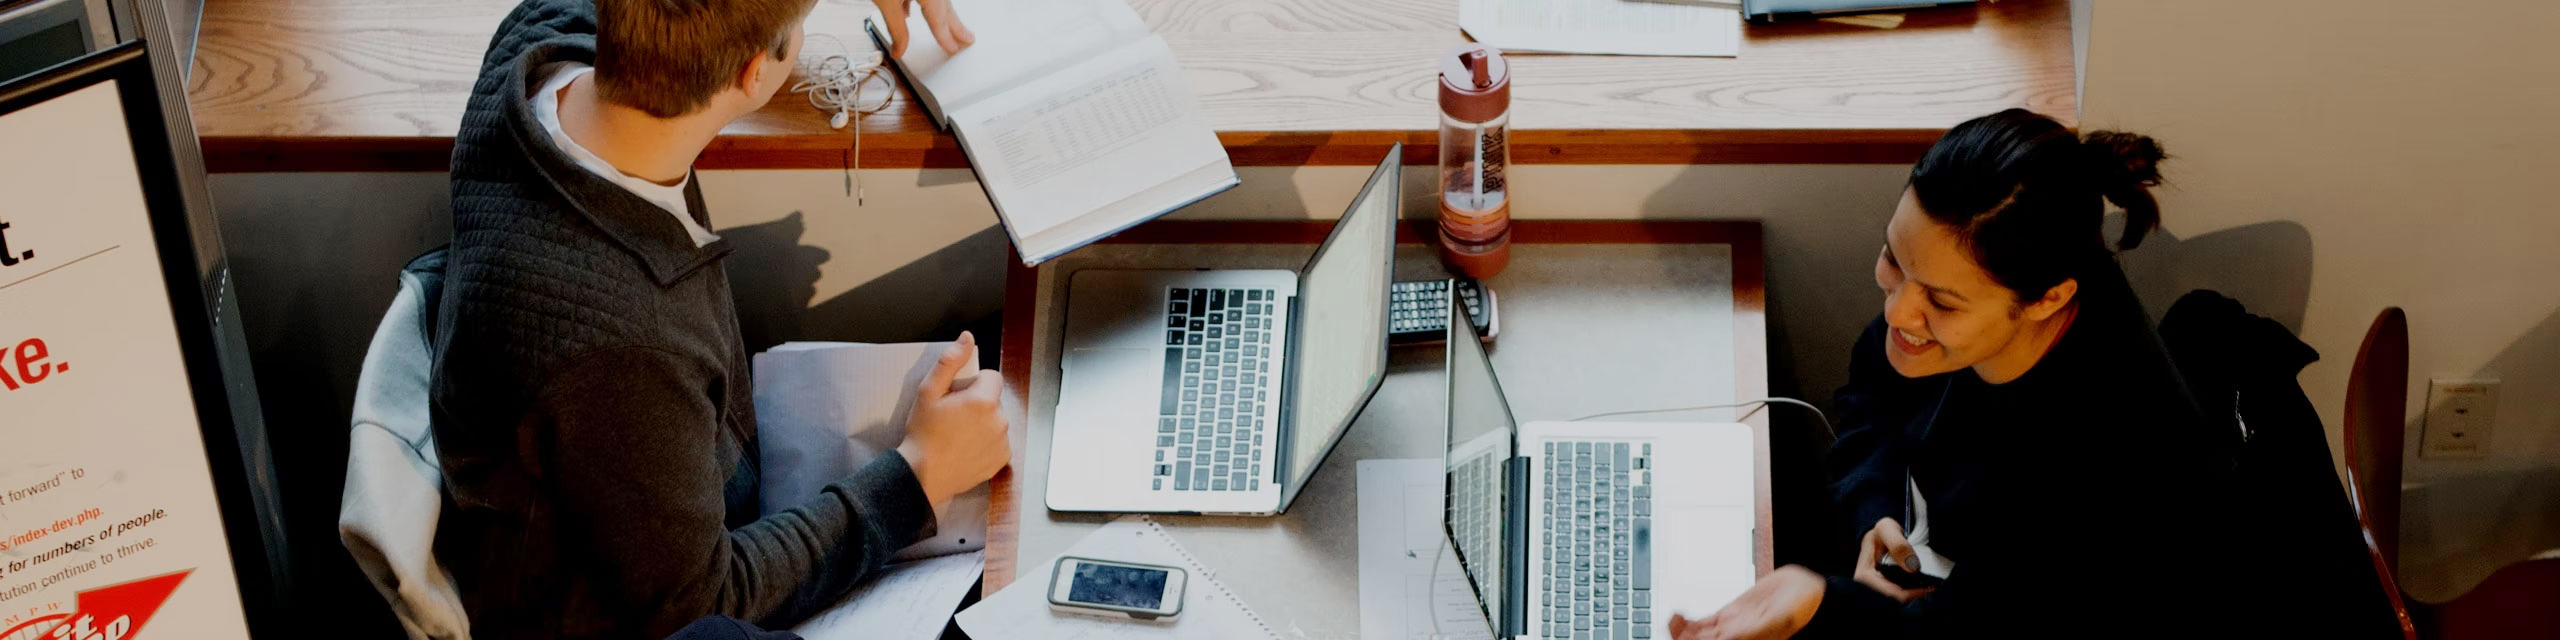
1048, 556, 1186, 622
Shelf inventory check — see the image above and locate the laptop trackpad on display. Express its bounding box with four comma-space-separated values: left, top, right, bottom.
1652, 505, 1756, 619
1051, 348, 1167, 501
1049, 348, 1162, 427
1062, 348, 1166, 419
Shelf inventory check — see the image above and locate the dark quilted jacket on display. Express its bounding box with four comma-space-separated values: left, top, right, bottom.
428, 1, 931, 636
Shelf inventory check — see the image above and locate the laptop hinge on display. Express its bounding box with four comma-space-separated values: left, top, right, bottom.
1503, 455, 1531, 637
1271, 295, 1303, 497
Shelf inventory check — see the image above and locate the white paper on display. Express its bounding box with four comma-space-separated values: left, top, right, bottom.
875, 0, 1150, 125
1459, 0, 1743, 57
956, 516, 1278, 640
0, 80, 254, 636
753, 342, 989, 561
876, 0, 1236, 264
792, 551, 986, 640
1358, 459, 1495, 640
949, 35, 1234, 261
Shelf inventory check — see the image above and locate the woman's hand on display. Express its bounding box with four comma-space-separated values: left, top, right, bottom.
1852, 517, 1934, 603
895, 332, 1009, 515
872, 0, 975, 58
1669, 565, 1825, 640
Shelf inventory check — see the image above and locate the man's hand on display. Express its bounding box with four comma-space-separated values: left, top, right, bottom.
895, 331, 1009, 515
873, 0, 975, 59
1852, 517, 1933, 602
1669, 565, 1826, 640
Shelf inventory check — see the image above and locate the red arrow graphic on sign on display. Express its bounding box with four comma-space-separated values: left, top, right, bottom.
0, 570, 190, 640
71, 570, 188, 639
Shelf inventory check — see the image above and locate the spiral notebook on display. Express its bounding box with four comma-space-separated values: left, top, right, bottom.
955, 516, 1279, 640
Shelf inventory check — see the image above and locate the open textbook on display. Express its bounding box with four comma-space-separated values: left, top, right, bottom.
866, 0, 1237, 265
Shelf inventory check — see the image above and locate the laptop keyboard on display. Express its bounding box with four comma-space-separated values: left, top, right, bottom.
1544, 440, 1653, 640
1155, 287, 1279, 492
1450, 451, 1502, 620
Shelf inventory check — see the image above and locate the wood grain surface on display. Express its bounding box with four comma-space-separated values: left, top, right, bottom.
984, 219, 1772, 593
187, 0, 2072, 172
985, 242, 1036, 600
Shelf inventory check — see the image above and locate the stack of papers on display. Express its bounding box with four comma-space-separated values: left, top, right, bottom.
1460, 0, 1743, 57
753, 341, 997, 640
752, 341, 988, 560
791, 552, 986, 640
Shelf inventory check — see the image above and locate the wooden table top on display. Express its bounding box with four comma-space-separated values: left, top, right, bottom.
987, 219, 1771, 596
186, 0, 2072, 172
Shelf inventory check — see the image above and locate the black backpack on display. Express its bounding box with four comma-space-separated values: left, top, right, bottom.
2159, 290, 2400, 638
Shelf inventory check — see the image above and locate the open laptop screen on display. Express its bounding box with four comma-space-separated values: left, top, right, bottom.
1444, 289, 1516, 631
1278, 147, 1399, 505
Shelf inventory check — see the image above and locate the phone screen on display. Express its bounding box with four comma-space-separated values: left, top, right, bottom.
1069, 562, 1169, 609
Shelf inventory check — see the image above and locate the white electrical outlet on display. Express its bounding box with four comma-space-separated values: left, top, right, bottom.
2420, 379, 2499, 459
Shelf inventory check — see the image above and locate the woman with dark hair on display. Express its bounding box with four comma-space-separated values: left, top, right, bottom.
1669, 109, 2232, 639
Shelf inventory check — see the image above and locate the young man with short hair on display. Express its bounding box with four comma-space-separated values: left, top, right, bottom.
432, 0, 994, 636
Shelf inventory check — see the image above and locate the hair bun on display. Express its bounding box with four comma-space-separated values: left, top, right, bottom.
2081, 131, 2167, 250
2083, 131, 2166, 188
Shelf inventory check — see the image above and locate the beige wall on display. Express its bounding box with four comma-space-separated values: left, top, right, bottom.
2082, 0, 2560, 480
2082, 0, 2560, 601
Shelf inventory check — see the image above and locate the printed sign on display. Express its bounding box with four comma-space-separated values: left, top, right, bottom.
0, 78, 253, 639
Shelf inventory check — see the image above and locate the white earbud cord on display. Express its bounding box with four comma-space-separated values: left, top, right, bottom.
790, 34, 892, 205
1569, 398, 1835, 442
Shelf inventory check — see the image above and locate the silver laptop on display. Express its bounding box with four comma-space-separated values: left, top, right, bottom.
1443, 292, 1760, 639
1045, 145, 1400, 516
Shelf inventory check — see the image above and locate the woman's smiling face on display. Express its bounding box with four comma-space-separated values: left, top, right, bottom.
1873, 188, 2038, 379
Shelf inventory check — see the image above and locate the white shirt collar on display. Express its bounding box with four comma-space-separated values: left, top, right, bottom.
531, 64, 722, 248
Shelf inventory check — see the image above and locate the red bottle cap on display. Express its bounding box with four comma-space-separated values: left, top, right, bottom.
1439, 44, 1511, 124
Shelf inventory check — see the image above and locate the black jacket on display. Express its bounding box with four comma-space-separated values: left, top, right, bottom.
429, 1, 931, 636
1805, 259, 2236, 638
2159, 290, 2403, 639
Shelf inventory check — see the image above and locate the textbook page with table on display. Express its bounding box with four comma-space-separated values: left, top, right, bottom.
867, 0, 1237, 265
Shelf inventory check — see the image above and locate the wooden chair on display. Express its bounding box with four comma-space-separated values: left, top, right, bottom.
2343, 307, 2417, 639
2343, 308, 2560, 640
